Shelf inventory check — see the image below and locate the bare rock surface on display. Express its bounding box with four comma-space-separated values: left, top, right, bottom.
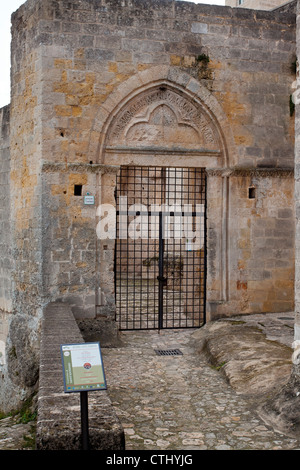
192, 314, 294, 398
192, 312, 300, 439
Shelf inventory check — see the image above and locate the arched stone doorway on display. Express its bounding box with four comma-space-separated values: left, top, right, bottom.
91, 66, 235, 330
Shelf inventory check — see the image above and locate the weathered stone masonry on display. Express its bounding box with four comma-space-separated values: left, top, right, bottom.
0, 106, 11, 385
0, 106, 11, 316
294, 0, 300, 347
0, 0, 297, 411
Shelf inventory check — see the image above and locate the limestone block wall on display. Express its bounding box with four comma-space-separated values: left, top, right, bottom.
0, 105, 13, 409
229, 169, 294, 314
29, 0, 296, 169
225, 0, 292, 10
10, 0, 44, 317
41, 163, 99, 318
9, 0, 296, 315
0, 106, 12, 314
294, 0, 300, 343
12, 0, 294, 319
0, 0, 46, 412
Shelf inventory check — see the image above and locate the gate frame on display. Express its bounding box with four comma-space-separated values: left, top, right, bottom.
114, 165, 208, 330
91, 66, 235, 327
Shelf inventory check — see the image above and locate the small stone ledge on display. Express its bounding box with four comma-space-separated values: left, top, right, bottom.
35, 302, 125, 450
206, 167, 294, 178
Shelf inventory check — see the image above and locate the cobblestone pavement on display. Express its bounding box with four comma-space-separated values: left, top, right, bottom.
102, 328, 300, 451
1, 317, 299, 451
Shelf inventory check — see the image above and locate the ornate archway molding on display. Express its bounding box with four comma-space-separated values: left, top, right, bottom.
88, 65, 237, 169
91, 66, 236, 316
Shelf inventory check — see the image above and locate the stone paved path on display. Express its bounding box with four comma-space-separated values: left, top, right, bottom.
102, 328, 300, 451
1, 322, 300, 451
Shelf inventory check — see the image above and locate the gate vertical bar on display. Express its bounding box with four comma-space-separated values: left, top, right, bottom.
203, 170, 207, 325
158, 210, 164, 330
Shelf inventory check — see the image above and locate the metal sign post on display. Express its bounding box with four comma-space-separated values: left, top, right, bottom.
80, 391, 89, 450
60, 342, 107, 450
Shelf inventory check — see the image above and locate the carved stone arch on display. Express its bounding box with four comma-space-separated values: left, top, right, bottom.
93, 67, 236, 319
106, 84, 223, 160
89, 65, 236, 168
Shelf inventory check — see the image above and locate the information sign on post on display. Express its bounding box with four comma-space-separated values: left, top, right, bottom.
60, 342, 107, 450
61, 342, 107, 392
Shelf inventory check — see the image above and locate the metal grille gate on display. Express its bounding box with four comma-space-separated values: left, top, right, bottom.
115, 166, 207, 330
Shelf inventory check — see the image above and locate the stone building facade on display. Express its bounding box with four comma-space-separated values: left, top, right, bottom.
0, 0, 298, 410
225, 0, 290, 11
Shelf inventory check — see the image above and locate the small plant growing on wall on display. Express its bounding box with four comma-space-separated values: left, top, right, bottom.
195, 54, 210, 65
194, 53, 212, 82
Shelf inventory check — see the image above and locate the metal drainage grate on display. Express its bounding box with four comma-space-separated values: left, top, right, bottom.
154, 349, 183, 356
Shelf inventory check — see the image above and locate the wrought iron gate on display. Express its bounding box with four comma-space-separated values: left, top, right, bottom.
115, 166, 207, 330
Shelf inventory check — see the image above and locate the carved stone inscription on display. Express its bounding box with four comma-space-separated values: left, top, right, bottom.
108, 87, 221, 152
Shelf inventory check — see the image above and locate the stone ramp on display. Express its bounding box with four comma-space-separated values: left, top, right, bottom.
36, 302, 125, 451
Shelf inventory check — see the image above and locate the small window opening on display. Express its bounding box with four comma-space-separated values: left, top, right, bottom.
74, 184, 82, 196
248, 187, 256, 199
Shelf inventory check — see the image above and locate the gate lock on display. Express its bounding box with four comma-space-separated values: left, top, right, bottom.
157, 275, 168, 286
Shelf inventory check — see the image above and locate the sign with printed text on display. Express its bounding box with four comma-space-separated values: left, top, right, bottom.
84, 194, 95, 205
60, 342, 107, 393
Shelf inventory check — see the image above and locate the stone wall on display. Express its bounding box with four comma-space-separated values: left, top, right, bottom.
294, 0, 300, 343
227, 169, 294, 314
0, 105, 12, 314
0, 105, 14, 411
0, 0, 47, 413
10, 0, 44, 317
274, 0, 297, 13
15, 0, 295, 318
225, 0, 292, 10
